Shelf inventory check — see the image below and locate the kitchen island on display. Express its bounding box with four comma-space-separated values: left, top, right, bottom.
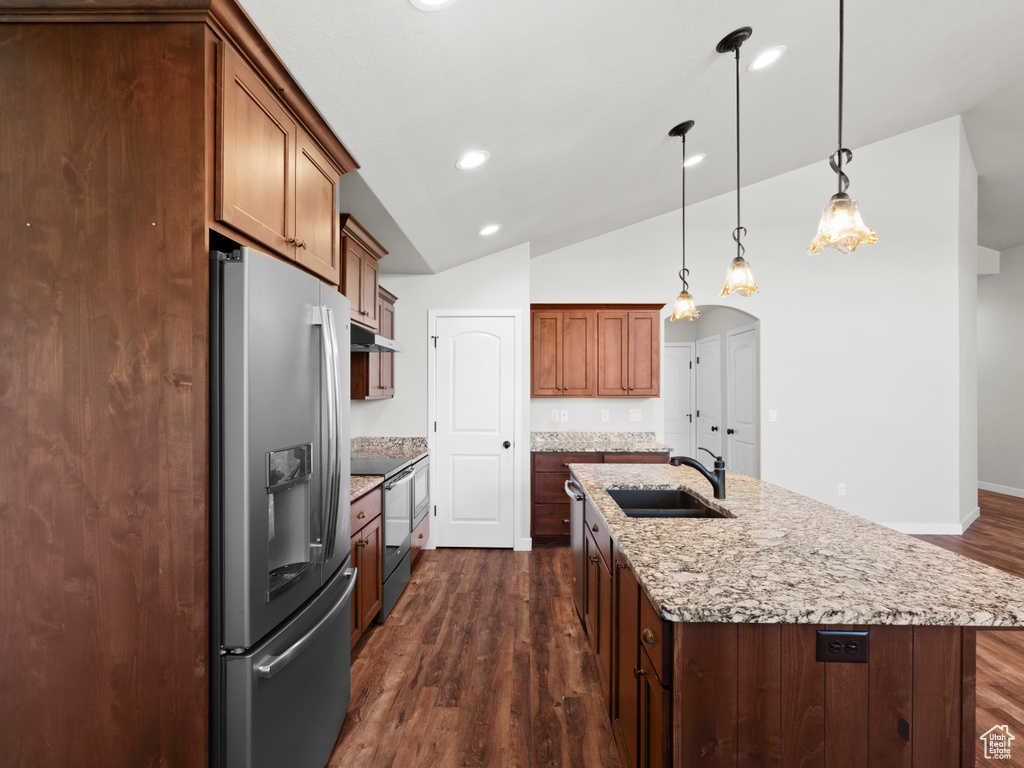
567, 462, 1024, 768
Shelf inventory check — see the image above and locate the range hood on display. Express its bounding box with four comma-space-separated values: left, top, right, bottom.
350, 323, 402, 353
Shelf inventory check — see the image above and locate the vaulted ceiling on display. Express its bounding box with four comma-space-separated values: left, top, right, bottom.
239, 0, 1024, 272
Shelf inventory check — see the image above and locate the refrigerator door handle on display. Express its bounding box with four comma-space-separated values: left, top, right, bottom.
315, 305, 339, 562
256, 567, 357, 679
322, 307, 342, 561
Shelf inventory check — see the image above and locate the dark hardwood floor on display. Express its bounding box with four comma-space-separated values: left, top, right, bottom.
918, 489, 1024, 767
328, 547, 620, 768
329, 491, 1024, 767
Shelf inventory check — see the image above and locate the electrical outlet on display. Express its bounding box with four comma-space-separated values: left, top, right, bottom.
550, 409, 560, 422
838, 483, 846, 496
769, 409, 778, 423
601, 409, 609, 422
628, 408, 641, 422
560, 409, 568, 422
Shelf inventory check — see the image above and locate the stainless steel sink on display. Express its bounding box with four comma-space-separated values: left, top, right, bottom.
606, 488, 731, 519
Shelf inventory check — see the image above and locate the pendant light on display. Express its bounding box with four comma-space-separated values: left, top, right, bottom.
669, 120, 699, 322
807, 0, 877, 254
717, 27, 759, 297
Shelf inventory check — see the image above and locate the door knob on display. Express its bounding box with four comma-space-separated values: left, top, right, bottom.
727, 428, 735, 435
503, 440, 511, 449
711, 426, 719, 432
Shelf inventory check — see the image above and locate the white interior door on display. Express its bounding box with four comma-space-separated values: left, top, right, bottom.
433, 314, 516, 548
727, 326, 758, 477
695, 335, 722, 460
663, 343, 695, 457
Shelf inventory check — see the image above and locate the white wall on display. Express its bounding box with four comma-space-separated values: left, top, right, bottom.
529, 398, 660, 432
978, 246, 1000, 275
351, 243, 533, 546
531, 117, 976, 531
957, 124, 980, 524
978, 243, 1024, 497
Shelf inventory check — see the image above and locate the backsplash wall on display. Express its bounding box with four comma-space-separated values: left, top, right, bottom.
529, 397, 661, 434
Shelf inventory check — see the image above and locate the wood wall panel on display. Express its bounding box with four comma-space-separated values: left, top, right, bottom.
824, 626, 869, 768
780, 624, 825, 767
911, 627, 962, 768
0, 21, 209, 768
737, 623, 782, 765
675, 624, 738, 766
867, 625, 913, 768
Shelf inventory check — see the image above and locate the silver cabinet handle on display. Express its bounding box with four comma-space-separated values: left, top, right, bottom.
257, 568, 357, 678
563, 479, 584, 501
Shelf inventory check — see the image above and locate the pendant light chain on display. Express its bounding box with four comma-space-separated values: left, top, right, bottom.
732, 45, 746, 259
837, 0, 846, 194
681, 130, 688, 289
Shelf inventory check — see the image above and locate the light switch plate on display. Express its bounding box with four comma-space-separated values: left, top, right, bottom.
601, 409, 609, 422
629, 409, 641, 421
769, 409, 778, 422
560, 409, 568, 422
838, 483, 846, 496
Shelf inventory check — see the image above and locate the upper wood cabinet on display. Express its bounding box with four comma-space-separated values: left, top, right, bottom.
531, 304, 661, 398
340, 214, 387, 331
217, 45, 342, 285
598, 310, 660, 397
351, 285, 396, 400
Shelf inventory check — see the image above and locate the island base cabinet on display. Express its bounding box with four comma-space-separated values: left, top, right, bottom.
639, 647, 670, 768
670, 624, 977, 767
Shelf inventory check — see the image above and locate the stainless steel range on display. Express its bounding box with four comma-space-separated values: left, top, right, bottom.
350, 457, 414, 619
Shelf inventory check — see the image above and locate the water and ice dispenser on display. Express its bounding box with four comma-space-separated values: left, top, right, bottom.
266, 443, 313, 601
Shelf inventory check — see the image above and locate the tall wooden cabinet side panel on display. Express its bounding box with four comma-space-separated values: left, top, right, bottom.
217, 43, 294, 255
0, 21, 210, 768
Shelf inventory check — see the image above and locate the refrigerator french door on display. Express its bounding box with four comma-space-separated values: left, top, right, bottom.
211, 246, 355, 768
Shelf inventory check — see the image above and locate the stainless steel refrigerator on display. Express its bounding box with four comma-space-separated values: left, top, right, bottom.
210, 246, 355, 768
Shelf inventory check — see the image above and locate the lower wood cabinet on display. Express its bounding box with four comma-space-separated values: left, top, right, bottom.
350, 487, 383, 649
638, 644, 670, 768
412, 514, 429, 565
612, 548, 640, 768
532, 451, 668, 544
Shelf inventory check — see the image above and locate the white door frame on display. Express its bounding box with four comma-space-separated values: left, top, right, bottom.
426, 309, 525, 551
663, 342, 697, 458
725, 322, 759, 478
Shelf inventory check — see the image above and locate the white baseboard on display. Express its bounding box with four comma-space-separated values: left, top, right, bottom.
515, 537, 532, 552
979, 481, 1024, 499
887, 506, 980, 536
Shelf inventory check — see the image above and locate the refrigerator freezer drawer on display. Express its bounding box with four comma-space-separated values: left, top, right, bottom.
223, 564, 356, 768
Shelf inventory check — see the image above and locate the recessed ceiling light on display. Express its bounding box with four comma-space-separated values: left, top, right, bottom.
456, 150, 490, 170
747, 45, 786, 71
478, 224, 501, 236
410, 0, 458, 10
683, 153, 706, 168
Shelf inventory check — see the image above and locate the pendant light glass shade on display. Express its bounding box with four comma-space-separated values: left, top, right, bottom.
720, 255, 758, 297
808, 192, 877, 254
670, 290, 700, 321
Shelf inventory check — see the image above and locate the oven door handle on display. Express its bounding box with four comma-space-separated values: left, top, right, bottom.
257, 567, 357, 679
384, 468, 414, 491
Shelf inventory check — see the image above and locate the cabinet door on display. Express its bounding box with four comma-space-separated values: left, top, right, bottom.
350, 531, 362, 648
378, 293, 395, 396
596, 552, 613, 706
293, 131, 340, 285
627, 311, 660, 397
344, 241, 365, 324
584, 529, 600, 642
561, 311, 597, 397
569, 476, 586, 622
217, 45, 295, 255
639, 648, 670, 768
531, 310, 562, 396
597, 311, 630, 397
613, 552, 640, 768
358, 514, 383, 631
359, 249, 380, 332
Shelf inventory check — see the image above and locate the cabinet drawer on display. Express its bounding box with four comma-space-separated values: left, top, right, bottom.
535, 472, 577, 504
603, 452, 669, 464
534, 452, 603, 473
584, 500, 612, 568
533, 503, 571, 536
640, 589, 672, 686
412, 514, 429, 564
351, 486, 381, 535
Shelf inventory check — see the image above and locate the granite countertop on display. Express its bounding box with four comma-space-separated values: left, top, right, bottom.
351, 436, 428, 463
569, 463, 1024, 627
351, 475, 383, 501
531, 431, 671, 454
